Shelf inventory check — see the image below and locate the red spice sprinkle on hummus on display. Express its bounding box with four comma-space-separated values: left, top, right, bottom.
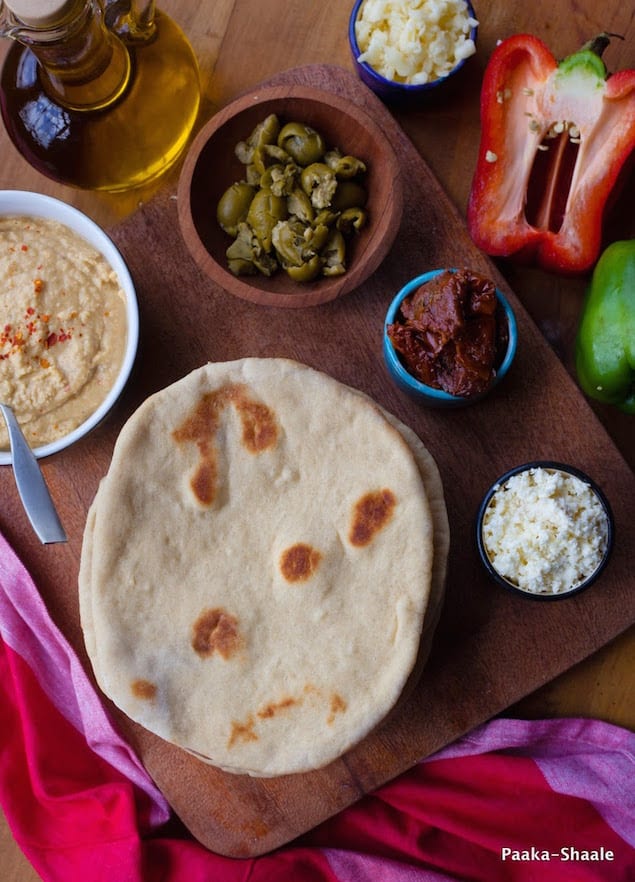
0, 308, 73, 359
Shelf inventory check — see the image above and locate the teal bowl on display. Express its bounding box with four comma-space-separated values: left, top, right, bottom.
383, 269, 518, 407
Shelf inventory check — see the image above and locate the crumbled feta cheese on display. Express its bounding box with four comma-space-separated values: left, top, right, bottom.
355, 0, 478, 85
481, 467, 609, 595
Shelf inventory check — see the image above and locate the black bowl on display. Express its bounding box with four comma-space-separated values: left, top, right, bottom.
476, 461, 614, 600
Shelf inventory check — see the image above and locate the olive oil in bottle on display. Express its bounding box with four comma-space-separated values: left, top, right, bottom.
0, 0, 200, 191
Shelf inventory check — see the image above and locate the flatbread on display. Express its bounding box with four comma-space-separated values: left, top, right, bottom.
79, 358, 448, 776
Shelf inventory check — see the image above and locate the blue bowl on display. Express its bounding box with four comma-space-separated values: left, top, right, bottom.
349, 0, 479, 103
383, 268, 518, 408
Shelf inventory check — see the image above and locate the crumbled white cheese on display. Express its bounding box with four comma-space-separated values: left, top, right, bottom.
355, 0, 478, 85
481, 467, 609, 595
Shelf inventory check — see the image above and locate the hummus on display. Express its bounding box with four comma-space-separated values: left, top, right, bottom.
0, 215, 128, 450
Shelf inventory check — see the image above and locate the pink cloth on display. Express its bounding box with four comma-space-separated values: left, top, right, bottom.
1, 531, 633, 881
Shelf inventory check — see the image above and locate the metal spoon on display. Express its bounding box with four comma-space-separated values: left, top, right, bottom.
0, 404, 67, 544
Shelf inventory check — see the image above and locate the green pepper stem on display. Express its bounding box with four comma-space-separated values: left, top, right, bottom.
580, 32, 624, 59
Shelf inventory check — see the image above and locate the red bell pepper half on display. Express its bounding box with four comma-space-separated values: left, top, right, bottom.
467, 33, 635, 274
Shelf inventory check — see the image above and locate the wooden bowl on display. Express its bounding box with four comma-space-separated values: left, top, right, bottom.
177, 83, 404, 308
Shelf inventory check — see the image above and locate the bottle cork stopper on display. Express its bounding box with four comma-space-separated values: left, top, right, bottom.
4, 0, 79, 27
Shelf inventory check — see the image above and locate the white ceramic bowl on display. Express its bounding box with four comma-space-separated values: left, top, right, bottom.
0, 190, 139, 463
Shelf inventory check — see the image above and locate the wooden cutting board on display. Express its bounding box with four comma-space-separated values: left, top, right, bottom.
2, 65, 633, 858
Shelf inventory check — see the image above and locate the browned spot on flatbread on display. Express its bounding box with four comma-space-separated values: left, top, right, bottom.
349, 488, 397, 546
130, 678, 157, 700
236, 395, 279, 452
327, 692, 347, 724
257, 695, 299, 719
227, 715, 258, 748
192, 607, 241, 659
172, 383, 278, 506
280, 542, 322, 582
190, 458, 217, 510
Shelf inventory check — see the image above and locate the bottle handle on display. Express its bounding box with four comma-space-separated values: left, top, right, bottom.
103, 0, 156, 43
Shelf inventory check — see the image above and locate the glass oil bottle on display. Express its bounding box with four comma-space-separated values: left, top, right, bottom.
0, 0, 200, 191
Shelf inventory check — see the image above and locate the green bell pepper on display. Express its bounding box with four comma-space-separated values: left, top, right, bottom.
575, 240, 635, 414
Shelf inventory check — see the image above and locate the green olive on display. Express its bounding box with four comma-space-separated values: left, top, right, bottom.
300, 163, 337, 209
322, 229, 346, 276
277, 122, 326, 166
259, 163, 283, 191
310, 222, 330, 252
227, 257, 256, 276
257, 114, 281, 146
336, 207, 367, 235
254, 143, 294, 176
226, 224, 257, 275
286, 255, 322, 282
251, 145, 274, 177
287, 188, 315, 223
260, 161, 299, 197
331, 154, 367, 179
331, 180, 367, 211
245, 164, 260, 186
313, 208, 339, 228
235, 113, 281, 164
246, 188, 287, 251
324, 149, 342, 171
251, 250, 278, 277
226, 223, 278, 277
272, 220, 307, 267
216, 182, 257, 237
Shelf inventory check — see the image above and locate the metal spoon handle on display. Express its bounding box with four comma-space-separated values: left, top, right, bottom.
0, 405, 67, 544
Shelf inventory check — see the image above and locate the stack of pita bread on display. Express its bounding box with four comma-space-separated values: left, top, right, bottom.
79, 358, 449, 776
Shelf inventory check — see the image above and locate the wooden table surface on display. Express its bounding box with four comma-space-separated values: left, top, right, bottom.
1, 0, 633, 877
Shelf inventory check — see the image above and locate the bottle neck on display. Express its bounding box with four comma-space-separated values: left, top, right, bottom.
7, 0, 132, 111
